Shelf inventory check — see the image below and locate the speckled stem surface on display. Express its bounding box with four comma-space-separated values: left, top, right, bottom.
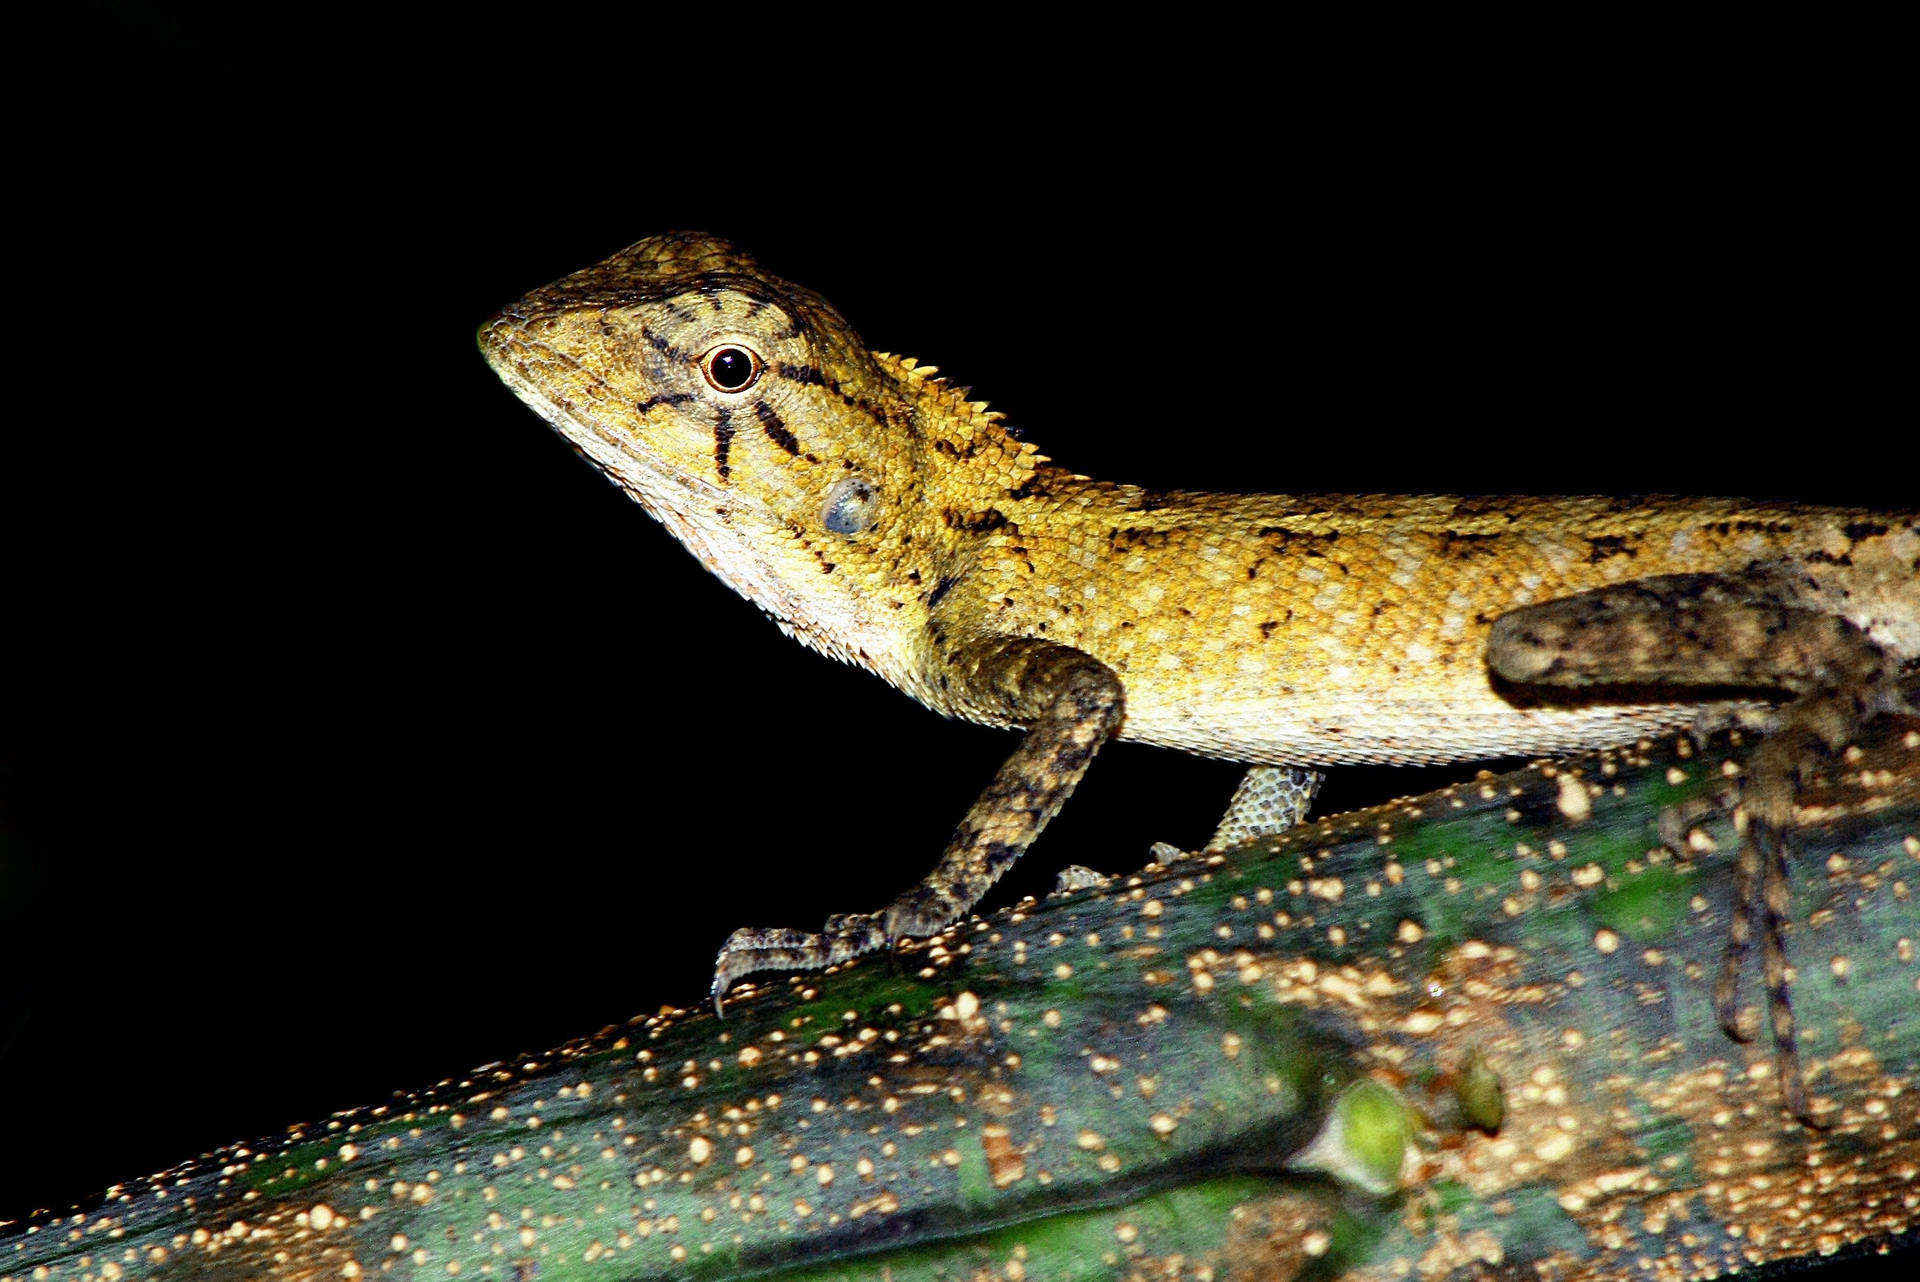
6, 722, 1916, 1281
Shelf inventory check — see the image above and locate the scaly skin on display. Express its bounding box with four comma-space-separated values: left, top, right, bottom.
479, 232, 1919, 1123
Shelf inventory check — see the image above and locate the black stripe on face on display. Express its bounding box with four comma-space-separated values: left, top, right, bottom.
636, 391, 696, 415
641, 324, 693, 362
755, 402, 800, 455
713, 407, 735, 480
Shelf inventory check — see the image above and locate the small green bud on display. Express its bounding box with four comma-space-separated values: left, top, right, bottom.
1289, 1078, 1414, 1196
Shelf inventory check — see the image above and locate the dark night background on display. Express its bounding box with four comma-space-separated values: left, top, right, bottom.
1, 8, 1910, 1273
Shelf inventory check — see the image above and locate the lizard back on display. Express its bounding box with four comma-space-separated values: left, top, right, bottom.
929, 483, 1917, 764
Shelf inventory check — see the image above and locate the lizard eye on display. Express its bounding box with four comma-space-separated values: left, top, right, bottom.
701, 344, 762, 392
823, 476, 879, 534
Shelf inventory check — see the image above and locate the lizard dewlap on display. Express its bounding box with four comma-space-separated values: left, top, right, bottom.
480, 232, 1919, 1125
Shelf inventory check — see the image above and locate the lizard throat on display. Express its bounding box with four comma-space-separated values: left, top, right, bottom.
488, 360, 922, 692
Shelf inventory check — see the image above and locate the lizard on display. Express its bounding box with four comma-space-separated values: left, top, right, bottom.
478, 231, 1918, 1125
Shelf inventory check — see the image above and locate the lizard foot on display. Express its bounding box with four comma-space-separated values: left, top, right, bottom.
711, 912, 888, 1016
1714, 676, 1918, 1125
1709, 723, 1853, 1129
1053, 864, 1112, 893
714, 639, 1126, 1017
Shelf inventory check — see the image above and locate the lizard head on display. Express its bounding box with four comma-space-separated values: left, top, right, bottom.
478, 233, 1040, 686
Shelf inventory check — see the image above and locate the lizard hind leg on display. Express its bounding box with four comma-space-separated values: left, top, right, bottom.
1487, 575, 1909, 1126
1716, 692, 1877, 1127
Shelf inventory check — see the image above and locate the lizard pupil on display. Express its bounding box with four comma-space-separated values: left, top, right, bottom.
703, 345, 761, 392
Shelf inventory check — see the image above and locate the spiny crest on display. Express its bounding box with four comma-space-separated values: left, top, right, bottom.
875, 351, 1049, 471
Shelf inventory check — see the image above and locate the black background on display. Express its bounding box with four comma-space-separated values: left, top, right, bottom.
1, 8, 1910, 1272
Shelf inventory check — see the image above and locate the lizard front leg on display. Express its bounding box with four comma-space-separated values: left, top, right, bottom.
1206, 764, 1326, 850
1487, 573, 1914, 1124
713, 639, 1124, 1014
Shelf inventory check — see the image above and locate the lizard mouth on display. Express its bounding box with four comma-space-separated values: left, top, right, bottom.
478, 311, 650, 466
476, 296, 835, 661
478, 308, 737, 537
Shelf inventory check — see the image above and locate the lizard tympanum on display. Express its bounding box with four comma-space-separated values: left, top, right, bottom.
480, 232, 1918, 1125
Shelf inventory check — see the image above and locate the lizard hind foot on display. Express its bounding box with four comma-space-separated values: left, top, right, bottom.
711, 914, 889, 1016
1714, 808, 1828, 1128
1688, 669, 1915, 1126
1718, 726, 1844, 1128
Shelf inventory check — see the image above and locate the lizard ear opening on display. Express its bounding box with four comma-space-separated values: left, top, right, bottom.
823, 476, 880, 534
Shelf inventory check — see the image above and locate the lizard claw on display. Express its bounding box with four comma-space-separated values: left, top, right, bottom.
711, 926, 805, 1016
710, 916, 890, 1016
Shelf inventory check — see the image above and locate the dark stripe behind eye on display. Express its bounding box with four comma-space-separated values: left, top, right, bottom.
755, 402, 800, 455
636, 391, 696, 414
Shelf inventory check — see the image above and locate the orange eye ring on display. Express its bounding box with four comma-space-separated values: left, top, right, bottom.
701, 344, 763, 392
